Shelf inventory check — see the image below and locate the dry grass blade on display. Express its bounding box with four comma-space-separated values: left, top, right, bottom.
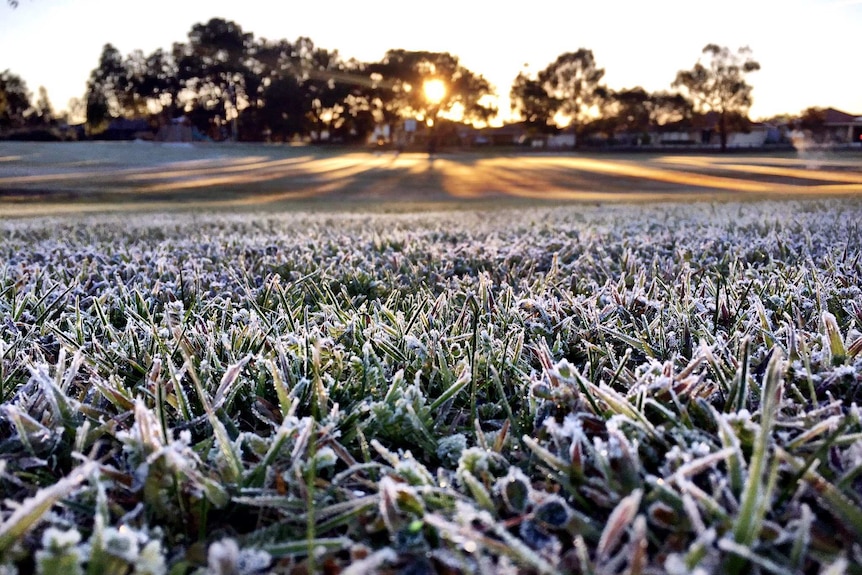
213, 354, 252, 409
597, 488, 642, 562
822, 312, 847, 365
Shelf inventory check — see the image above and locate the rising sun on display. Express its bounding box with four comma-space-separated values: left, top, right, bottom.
423, 78, 446, 105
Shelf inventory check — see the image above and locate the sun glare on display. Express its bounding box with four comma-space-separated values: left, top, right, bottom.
423, 79, 446, 105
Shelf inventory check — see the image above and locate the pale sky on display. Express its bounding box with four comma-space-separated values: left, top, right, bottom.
1, 0, 861, 122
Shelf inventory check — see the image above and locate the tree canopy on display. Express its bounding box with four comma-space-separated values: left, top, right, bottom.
0, 70, 32, 129
72, 19, 497, 142
539, 49, 606, 136
673, 44, 760, 151
510, 71, 559, 134
371, 50, 496, 125
509, 49, 607, 146
2, 14, 777, 147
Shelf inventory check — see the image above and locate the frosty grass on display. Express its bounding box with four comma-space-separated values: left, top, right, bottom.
1, 199, 862, 574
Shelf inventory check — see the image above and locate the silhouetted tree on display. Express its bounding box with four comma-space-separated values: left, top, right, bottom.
249, 38, 302, 140
574, 87, 695, 145
645, 91, 693, 127
33, 85, 53, 125
580, 87, 648, 142
673, 44, 760, 151
610, 88, 651, 134
84, 43, 128, 134
798, 106, 827, 132
372, 50, 496, 125
0, 70, 32, 130
314, 57, 380, 143
175, 18, 255, 139
259, 74, 304, 140
539, 49, 606, 146
510, 71, 559, 133
139, 48, 182, 121
249, 36, 378, 142
290, 38, 352, 141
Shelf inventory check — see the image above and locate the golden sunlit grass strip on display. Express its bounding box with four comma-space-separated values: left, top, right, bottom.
658, 154, 861, 169
0, 156, 271, 185
133, 155, 385, 193
122, 155, 313, 181
656, 155, 862, 184
529, 155, 802, 193
5, 150, 862, 211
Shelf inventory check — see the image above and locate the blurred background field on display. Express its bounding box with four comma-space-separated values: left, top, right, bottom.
2, 142, 861, 217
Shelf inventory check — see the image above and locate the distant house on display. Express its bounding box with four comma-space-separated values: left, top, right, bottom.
727, 124, 770, 148
462, 122, 580, 148
649, 112, 771, 148
651, 124, 698, 146
545, 129, 576, 149
645, 112, 715, 146
156, 116, 194, 142
100, 118, 154, 141
519, 125, 576, 149
822, 108, 862, 144
473, 123, 529, 146
649, 118, 704, 147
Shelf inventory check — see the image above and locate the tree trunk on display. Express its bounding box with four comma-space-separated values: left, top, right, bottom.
719, 111, 728, 152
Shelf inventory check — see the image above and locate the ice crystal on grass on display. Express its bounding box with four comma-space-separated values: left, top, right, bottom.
436, 433, 467, 467
35, 527, 83, 575
2, 199, 862, 572
206, 538, 271, 575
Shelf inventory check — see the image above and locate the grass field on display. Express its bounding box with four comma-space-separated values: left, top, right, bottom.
2, 142, 862, 217
1, 143, 862, 574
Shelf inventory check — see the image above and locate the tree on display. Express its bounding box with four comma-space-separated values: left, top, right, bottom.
136, 48, 181, 121
584, 87, 650, 142
175, 18, 255, 139
34, 86, 53, 125
248, 36, 377, 142
797, 106, 826, 132
289, 38, 352, 141
673, 44, 760, 151
538, 49, 606, 146
258, 74, 305, 140
510, 50, 607, 145
645, 91, 693, 127
84, 43, 128, 134
250, 37, 303, 140
371, 50, 496, 126
0, 69, 32, 131
510, 71, 559, 133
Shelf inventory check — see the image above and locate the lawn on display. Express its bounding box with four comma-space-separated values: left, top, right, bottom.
1, 145, 862, 573
2, 142, 862, 217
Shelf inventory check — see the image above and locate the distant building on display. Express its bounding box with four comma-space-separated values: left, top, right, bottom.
473, 123, 529, 146
727, 124, 771, 148
100, 118, 154, 141
822, 108, 862, 144
648, 112, 772, 148
545, 128, 577, 149
156, 116, 193, 142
